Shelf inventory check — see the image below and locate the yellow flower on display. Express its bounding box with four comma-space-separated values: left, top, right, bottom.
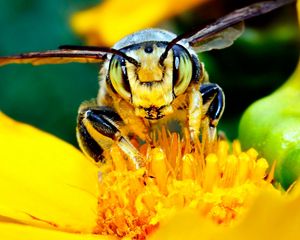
1, 112, 300, 240
1, 1, 299, 239
71, 0, 208, 46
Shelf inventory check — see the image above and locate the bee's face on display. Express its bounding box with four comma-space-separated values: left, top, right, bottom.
107, 41, 198, 120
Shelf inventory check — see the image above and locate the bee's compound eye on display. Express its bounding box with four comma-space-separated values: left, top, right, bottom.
172, 45, 193, 96
109, 55, 131, 101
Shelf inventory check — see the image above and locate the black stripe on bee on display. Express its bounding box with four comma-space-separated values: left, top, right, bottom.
106, 74, 118, 94
191, 54, 201, 83
77, 121, 104, 163
106, 54, 131, 95
155, 41, 169, 48
84, 108, 122, 140
120, 44, 141, 52
119, 57, 131, 93
200, 83, 225, 126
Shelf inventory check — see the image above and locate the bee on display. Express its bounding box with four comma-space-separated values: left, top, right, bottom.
0, 0, 294, 168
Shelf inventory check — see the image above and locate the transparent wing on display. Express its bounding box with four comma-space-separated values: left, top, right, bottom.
192, 22, 244, 52
0, 49, 107, 66
187, 0, 294, 52
159, 0, 294, 62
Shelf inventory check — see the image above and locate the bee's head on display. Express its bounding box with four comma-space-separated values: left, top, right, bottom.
107, 41, 200, 120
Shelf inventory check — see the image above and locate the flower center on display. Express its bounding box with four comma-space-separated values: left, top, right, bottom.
93, 129, 272, 239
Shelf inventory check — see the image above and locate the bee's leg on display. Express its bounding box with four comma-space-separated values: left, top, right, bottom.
200, 83, 225, 141
187, 86, 203, 141
77, 105, 144, 169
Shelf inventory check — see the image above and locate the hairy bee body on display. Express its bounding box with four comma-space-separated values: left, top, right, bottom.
76, 29, 220, 167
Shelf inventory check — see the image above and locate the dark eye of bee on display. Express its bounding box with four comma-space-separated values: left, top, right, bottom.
108, 55, 131, 101
172, 44, 194, 96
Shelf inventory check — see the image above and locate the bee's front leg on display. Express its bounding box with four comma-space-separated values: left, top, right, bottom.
188, 83, 225, 142
187, 85, 203, 141
77, 102, 145, 169
200, 83, 225, 141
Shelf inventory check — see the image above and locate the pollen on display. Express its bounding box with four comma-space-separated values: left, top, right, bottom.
93, 129, 273, 239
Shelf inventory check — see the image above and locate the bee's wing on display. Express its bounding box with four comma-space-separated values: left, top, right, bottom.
0, 49, 107, 66
184, 0, 294, 52
191, 22, 244, 52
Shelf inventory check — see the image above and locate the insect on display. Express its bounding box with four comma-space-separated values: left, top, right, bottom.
0, 0, 294, 169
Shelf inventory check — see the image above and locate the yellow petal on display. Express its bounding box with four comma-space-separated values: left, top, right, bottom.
0, 112, 99, 233
150, 185, 300, 240
149, 210, 220, 240
221, 188, 300, 240
0, 222, 114, 240
71, 0, 208, 46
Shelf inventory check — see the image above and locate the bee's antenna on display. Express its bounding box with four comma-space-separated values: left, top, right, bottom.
59, 45, 140, 67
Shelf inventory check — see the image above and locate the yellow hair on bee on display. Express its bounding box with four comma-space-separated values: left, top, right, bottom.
126, 45, 174, 110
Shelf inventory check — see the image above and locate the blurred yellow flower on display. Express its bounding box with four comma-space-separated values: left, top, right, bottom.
71, 0, 208, 46
0, 112, 300, 239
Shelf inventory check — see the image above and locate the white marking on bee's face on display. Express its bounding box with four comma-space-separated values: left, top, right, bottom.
125, 44, 175, 118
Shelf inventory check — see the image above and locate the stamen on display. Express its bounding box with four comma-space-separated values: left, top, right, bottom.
149, 148, 168, 193
203, 154, 218, 191
95, 129, 274, 239
182, 154, 196, 180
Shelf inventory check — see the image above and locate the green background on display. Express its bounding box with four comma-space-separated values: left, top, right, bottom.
0, 0, 298, 147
